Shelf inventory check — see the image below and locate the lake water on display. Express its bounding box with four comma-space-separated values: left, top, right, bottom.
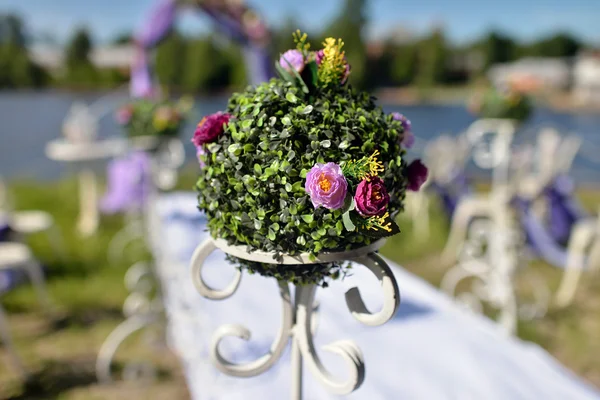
1, 90, 599, 184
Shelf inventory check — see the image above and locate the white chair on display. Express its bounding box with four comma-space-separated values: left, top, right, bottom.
0, 241, 53, 377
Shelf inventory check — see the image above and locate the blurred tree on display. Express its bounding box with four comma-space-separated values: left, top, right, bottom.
64, 27, 98, 86
111, 32, 133, 45
531, 32, 582, 58
183, 36, 233, 92
416, 28, 448, 87
322, 0, 368, 88
0, 14, 48, 88
481, 31, 517, 70
390, 43, 418, 85
0, 14, 26, 48
155, 30, 186, 88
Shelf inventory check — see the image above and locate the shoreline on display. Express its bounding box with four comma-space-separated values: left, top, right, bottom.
373, 86, 600, 115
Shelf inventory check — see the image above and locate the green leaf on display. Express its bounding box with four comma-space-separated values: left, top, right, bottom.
254, 164, 262, 174
281, 116, 291, 126
300, 105, 313, 114
268, 229, 276, 241
339, 140, 350, 150
285, 92, 298, 103
274, 61, 293, 82
265, 167, 277, 177
342, 211, 356, 232
320, 140, 331, 148
340, 193, 355, 214
301, 214, 314, 223
283, 58, 310, 94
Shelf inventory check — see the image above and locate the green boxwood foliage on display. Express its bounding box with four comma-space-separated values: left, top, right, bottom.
195, 77, 409, 285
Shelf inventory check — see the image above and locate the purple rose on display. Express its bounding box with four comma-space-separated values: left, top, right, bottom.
315, 49, 351, 84
115, 105, 133, 125
392, 112, 414, 149
355, 176, 390, 217
305, 162, 348, 210
406, 159, 429, 191
279, 49, 305, 73
191, 112, 231, 147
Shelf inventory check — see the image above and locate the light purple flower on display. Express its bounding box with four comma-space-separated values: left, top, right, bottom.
392, 112, 414, 149
406, 159, 428, 191
315, 49, 351, 84
305, 162, 348, 210
279, 49, 305, 73
196, 146, 206, 168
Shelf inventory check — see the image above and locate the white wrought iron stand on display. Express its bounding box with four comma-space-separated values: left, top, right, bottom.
190, 237, 400, 399
95, 138, 184, 383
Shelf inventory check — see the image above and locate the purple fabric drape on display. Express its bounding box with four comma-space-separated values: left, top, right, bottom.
544, 174, 588, 245
130, 0, 178, 98
430, 170, 471, 219
199, 4, 274, 85
513, 197, 570, 269
100, 152, 152, 214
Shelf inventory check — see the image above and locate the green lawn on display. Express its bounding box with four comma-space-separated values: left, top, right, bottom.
1, 170, 599, 398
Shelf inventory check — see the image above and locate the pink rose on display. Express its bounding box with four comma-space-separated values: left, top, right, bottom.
355, 176, 390, 217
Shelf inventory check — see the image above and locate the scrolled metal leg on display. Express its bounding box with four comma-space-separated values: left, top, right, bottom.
210, 281, 293, 377
191, 238, 242, 300
107, 220, 145, 265
95, 314, 158, 384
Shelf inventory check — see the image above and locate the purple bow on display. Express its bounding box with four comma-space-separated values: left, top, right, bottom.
100, 152, 152, 214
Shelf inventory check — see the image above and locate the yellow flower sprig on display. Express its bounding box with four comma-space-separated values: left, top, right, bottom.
293, 30, 311, 54
341, 150, 385, 181
364, 212, 393, 232
318, 37, 347, 86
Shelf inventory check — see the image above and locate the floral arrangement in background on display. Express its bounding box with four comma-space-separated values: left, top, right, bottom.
192, 31, 428, 285
115, 97, 193, 139
468, 83, 533, 122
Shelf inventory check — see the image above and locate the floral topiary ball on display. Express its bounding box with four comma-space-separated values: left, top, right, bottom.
192, 32, 427, 286
468, 84, 532, 122
116, 97, 192, 139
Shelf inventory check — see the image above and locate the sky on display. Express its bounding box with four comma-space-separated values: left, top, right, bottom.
1, 0, 600, 46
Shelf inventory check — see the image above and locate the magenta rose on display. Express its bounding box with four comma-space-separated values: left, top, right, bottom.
315, 49, 351, 84
305, 162, 348, 210
279, 49, 305, 73
355, 176, 390, 217
391, 112, 414, 149
406, 159, 429, 191
191, 112, 231, 147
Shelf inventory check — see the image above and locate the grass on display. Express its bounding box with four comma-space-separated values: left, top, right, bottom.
1, 169, 599, 398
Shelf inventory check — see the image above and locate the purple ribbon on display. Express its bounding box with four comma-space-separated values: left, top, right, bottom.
130, 0, 178, 98
544, 174, 587, 245
100, 152, 152, 214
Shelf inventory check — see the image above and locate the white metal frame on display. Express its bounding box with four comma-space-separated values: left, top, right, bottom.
189, 237, 400, 399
